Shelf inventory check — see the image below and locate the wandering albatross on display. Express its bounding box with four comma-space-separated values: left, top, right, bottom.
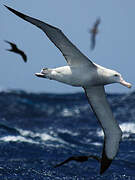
4, 5, 132, 174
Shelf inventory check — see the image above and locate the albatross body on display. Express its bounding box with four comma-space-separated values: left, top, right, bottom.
5, 5, 132, 174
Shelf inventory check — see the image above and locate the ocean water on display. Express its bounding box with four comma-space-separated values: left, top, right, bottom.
0, 89, 135, 180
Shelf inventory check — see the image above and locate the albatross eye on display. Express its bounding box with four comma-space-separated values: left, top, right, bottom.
114, 74, 118, 77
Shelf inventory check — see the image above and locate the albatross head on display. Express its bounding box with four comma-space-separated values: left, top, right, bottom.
104, 69, 132, 88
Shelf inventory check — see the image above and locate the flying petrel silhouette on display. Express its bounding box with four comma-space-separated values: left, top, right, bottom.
90, 18, 101, 50
5, 40, 27, 62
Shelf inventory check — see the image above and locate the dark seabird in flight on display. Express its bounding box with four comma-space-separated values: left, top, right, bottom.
90, 18, 101, 50
54, 155, 101, 168
4, 5, 132, 175
4, 40, 27, 62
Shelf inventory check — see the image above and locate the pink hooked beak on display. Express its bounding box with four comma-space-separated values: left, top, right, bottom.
120, 79, 132, 88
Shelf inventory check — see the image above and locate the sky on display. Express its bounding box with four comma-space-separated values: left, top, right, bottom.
1, 0, 134, 94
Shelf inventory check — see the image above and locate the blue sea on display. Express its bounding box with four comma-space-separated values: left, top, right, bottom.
0, 89, 135, 180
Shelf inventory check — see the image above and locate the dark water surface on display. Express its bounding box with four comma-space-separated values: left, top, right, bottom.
0, 90, 135, 180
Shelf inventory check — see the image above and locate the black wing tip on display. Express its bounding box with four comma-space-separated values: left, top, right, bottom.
4, 5, 14, 11
4, 5, 8, 8
100, 155, 113, 175
23, 56, 27, 63
4, 40, 13, 45
4, 5, 26, 19
54, 163, 63, 168
4, 40, 9, 43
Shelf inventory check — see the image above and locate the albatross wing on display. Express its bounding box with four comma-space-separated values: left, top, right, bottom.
4, 5, 95, 67
84, 86, 122, 174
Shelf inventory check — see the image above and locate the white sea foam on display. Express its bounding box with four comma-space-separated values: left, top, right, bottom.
0, 127, 69, 146
91, 142, 102, 146
120, 122, 135, 138
61, 108, 74, 117
17, 128, 69, 146
0, 135, 37, 144
18, 129, 55, 141
96, 128, 104, 137
60, 107, 81, 117
57, 129, 79, 136
96, 122, 135, 139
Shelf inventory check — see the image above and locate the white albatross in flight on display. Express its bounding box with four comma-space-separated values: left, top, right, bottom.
4, 5, 132, 174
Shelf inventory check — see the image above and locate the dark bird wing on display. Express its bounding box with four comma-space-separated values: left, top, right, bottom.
88, 155, 101, 162
94, 18, 101, 29
54, 155, 100, 168
54, 157, 74, 168
4, 5, 95, 67
19, 50, 27, 62
4, 40, 18, 50
91, 33, 96, 50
